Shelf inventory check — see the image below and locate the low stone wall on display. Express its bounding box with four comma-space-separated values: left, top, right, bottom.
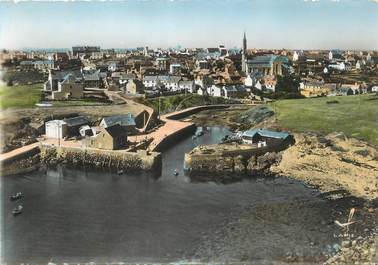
165, 105, 230, 120
40, 145, 162, 176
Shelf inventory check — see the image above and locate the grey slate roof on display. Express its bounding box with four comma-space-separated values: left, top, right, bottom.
51, 69, 83, 81
247, 55, 288, 68
63, 116, 91, 127
104, 124, 128, 137
102, 114, 136, 128
83, 70, 101, 81
242, 129, 290, 139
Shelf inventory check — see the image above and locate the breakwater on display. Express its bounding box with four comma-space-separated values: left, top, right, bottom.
184, 143, 284, 181
40, 145, 162, 175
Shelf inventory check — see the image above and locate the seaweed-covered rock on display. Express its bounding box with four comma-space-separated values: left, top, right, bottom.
233, 155, 246, 174
232, 105, 274, 129
247, 152, 281, 173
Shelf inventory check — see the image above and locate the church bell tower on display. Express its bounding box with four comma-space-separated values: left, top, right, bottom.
242, 31, 247, 73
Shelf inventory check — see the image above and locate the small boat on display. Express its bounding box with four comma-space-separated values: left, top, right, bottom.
12, 205, 23, 216
195, 131, 204, 137
35, 102, 53, 107
173, 170, 179, 176
221, 135, 230, 142
117, 169, 124, 175
10, 192, 23, 201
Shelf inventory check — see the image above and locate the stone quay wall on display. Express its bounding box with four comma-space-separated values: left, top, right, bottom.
40, 145, 162, 175
184, 144, 285, 180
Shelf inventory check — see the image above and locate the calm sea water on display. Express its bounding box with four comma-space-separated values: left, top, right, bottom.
2, 127, 338, 263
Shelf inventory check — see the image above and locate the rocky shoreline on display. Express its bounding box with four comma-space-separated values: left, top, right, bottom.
271, 132, 378, 200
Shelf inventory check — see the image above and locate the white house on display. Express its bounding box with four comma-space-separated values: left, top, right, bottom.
244, 75, 253, 87
255, 80, 262, 90
197, 87, 205, 96
90, 52, 103, 60
159, 75, 181, 91
143, 76, 159, 88
108, 62, 117, 72
292, 51, 299, 62
169, 64, 181, 75
366, 53, 372, 62
178, 80, 195, 93
356, 61, 361, 70
207, 85, 223, 97
329, 51, 333, 61
329, 62, 345, 71
45, 120, 68, 139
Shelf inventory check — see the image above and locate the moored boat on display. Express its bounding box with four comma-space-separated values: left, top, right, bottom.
10, 192, 23, 201
12, 205, 23, 216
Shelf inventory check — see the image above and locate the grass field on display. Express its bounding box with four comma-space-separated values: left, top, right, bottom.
0, 84, 43, 109
272, 94, 378, 145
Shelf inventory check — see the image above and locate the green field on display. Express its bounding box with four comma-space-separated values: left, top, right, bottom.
0, 84, 43, 109
271, 94, 378, 145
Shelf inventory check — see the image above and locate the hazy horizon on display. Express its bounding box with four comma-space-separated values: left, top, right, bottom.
1, 0, 378, 50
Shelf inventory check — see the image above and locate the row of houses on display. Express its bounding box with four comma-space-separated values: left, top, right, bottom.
19, 60, 54, 72
299, 81, 370, 97
143, 75, 195, 92
197, 84, 249, 98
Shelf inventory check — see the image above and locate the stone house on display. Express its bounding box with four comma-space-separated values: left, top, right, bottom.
262, 75, 277, 92
125, 79, 144, 95
83, 70, 102, 88
83, 124, 128, 150
44, 69, 84, 100
51, 74, 84, 100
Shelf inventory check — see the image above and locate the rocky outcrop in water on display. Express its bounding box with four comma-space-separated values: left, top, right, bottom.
185, 143, 283, 182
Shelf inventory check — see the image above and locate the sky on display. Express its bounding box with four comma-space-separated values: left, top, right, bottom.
0, 0, 378, 50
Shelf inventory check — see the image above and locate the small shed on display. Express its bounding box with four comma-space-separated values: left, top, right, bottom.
45, 120, 67, 139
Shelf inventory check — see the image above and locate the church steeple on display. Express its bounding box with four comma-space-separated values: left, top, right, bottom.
243, 31, 247, 53
242, 31, 247, 73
